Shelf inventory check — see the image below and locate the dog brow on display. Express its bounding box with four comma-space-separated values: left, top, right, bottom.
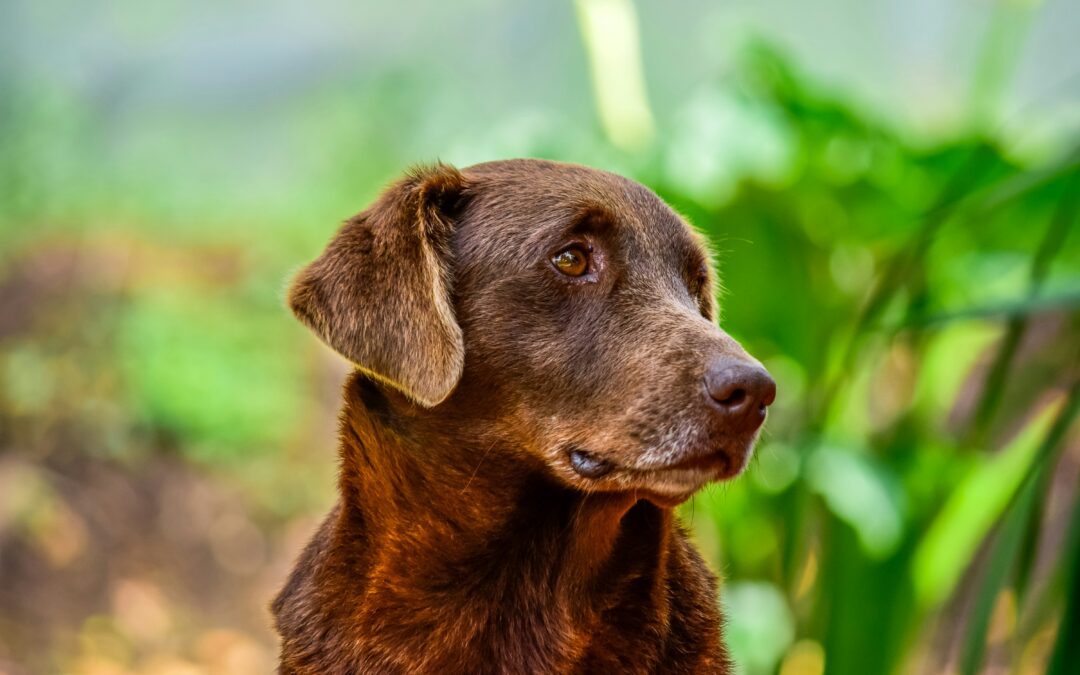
565, 203, 620, 237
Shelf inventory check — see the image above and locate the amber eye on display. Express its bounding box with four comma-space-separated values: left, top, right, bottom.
551, 246, 590, 277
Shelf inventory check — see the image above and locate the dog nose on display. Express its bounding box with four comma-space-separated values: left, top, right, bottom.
704, 359, 776, 431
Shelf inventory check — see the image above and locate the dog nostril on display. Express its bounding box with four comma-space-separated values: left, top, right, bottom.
717, 388, 746, 407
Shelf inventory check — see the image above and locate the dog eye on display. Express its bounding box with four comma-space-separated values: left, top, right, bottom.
694, 268, 709, 294
551, 246, 589, 277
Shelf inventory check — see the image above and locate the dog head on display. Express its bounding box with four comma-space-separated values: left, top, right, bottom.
289, 159, 775, 505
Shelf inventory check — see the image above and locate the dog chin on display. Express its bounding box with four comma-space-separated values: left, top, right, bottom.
633, 464, 731, 504
636, 437, 758, 491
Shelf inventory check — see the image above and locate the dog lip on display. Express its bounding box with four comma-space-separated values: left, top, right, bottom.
661, 448, 729, 473
568, 448, 614, 478
630, 442, 751, 488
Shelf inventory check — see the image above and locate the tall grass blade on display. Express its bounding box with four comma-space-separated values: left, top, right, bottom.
1047, 486, 1080, 675
958, 472, 1040, 675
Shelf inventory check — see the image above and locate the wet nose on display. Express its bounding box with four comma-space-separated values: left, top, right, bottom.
704, 359, 777, 431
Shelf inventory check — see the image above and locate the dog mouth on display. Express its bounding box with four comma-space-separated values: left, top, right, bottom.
566, 443, 749, 505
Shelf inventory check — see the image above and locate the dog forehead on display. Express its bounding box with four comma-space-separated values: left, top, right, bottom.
464, 158, 649, 209
460, 159, 699, 258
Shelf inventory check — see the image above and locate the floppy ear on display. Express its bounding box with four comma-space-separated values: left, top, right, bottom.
288, 163, 467, 407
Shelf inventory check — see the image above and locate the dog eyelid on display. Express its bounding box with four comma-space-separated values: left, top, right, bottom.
685, 260, 707, 292
687, 261, 712, 317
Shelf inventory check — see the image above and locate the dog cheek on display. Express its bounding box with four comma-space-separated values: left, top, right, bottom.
604, 348, 711, 461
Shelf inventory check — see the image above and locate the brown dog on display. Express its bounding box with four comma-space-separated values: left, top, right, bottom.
273, 159, 776, 674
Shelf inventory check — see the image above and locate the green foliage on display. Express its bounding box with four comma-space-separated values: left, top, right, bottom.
118, 287, 307, 461
913, 399, 1061, 610
656, 44, 1080, 675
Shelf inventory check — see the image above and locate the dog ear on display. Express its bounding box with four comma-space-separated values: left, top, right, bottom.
288, 163, 467, 407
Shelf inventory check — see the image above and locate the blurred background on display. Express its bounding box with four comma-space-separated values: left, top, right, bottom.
1, 0, 1078, 673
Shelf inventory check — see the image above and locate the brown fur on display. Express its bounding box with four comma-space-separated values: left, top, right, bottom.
274, 159, 775, 674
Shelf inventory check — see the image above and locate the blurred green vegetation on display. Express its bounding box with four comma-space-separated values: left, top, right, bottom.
0, 1, 1078, 674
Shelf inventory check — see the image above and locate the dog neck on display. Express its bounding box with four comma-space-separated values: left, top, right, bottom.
326, 374, 674, 658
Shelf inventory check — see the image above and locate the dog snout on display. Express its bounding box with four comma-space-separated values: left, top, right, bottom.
704, 359, 777, 432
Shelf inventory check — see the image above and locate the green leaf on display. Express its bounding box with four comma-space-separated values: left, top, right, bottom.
805, 445, 904, 558
1047, 487, 1080, 675
912, 397, 1064, 610
958, 472, 1040, 675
